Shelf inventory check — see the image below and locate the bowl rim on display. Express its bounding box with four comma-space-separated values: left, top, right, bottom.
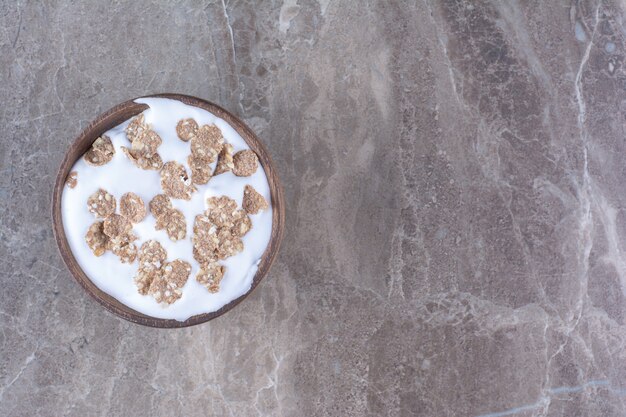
51, 93, 285, 328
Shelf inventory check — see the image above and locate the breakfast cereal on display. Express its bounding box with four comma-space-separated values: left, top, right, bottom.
84, 136, 115, 166
138, 240, 167, 266
87, 189, 116, 218
196, 262, 225, 293
176, 118, 198, 142
125, 114, 147, 143
160, 161, 195, 200
85, 221, 108, 257
149, 194, 172, 218
242, 185, 268, 214
155, 208, 187, 241
191, 124, 223, 162
232, 150, 258, 177
188, 155, 212, 185
103, 214, 132, 239
214, 143, 234, 175
119, 192, 147, 223
65, 171, 78, 189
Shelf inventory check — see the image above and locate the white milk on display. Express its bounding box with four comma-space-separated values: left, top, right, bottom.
61, 97, 272, 321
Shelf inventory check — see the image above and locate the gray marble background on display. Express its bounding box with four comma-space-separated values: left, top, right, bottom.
2, 0, 626, 416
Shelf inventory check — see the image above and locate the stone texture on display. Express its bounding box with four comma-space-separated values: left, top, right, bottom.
2, 0, 626, 416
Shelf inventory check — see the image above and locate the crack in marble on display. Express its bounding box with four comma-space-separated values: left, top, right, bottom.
561, 0, 601, 336
252, 349, 283, 416
219, 0, 244, 114
541, 3, 603, 391
0, 352, 35, 402
423, 0, 466, 110
145, 71, 164, 90
12, 8, 22, 49
574, 4, 600, 138
477, 379, 626, 417
221, 0, 236, 69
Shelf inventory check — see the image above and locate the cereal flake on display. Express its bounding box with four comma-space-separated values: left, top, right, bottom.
103, 214, 132, 239
214, 228, 243, 259
119, 192, 146, 223
188, 155, 212, 185
176, 118, 198, 142
160, 161, 195, 200
135, 264, 161, 295
232, 213, 252, 237
65, 171, 78, 189
232, 150, 259, 177
87, 189, 116, 218
149, 194, 172, 218
196, 262, 225, 293
125, 114, 147, 143
149, 259, 191, 304
138, 240, 167, 267
205, 196, 241, 228
192, 215, 219, 265
109, 240, 138, 264
214, 143, 234, 176
155, 208, 187, 241
84, 135, 115, 166
121, 146, 163, 170
242, 185, 268, 214
85, 221, 108, 257
190, 125, 223, 162
130, 130, 162, 159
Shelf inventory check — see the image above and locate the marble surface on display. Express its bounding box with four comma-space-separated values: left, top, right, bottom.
2, 0, 626, 415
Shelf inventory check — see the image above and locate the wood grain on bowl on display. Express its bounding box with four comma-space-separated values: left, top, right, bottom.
51, 94, 285, 328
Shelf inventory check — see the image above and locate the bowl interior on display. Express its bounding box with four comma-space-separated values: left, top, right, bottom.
52, 94, 284, 328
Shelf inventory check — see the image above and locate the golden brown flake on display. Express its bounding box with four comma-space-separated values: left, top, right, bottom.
87, 189, 116, 218
192, 200, 248, 263
84, 135, 115, 166
130, 130, 162, 159
149, 194, 172, 218
138, 240, 167, 266
193, 215, 219, 243
242, 185, 268, 214
192, 246, 216, 266
196, 262, 225, 293
205, 196, 241, 228
214, 143, 234, 175
119, 192, 146, 223
85, 221, 108, 257
103, 214, 132, 239
105, 231, 138, 248
108, 240, 137, 264
135, 264, 161, 295
214, 229, 243, 259
65, 171, 78, 189
188, 155, 212, 185
162, 259, 192, 287
192, 215, 219, 265
149, 277, 182, 304
232, 150, 259, 177
160, 161, 195, 200
155, 208, 187, 241
125, 114, 147, 143
106, 232, 138, 264
121, 146, 164, 170
190, 125, 224, 162
176, 118, 198, 142
232, 213, 252, 237
149, 259, 191, 304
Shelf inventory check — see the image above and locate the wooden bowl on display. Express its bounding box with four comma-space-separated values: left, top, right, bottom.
51, 94, 285, 328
